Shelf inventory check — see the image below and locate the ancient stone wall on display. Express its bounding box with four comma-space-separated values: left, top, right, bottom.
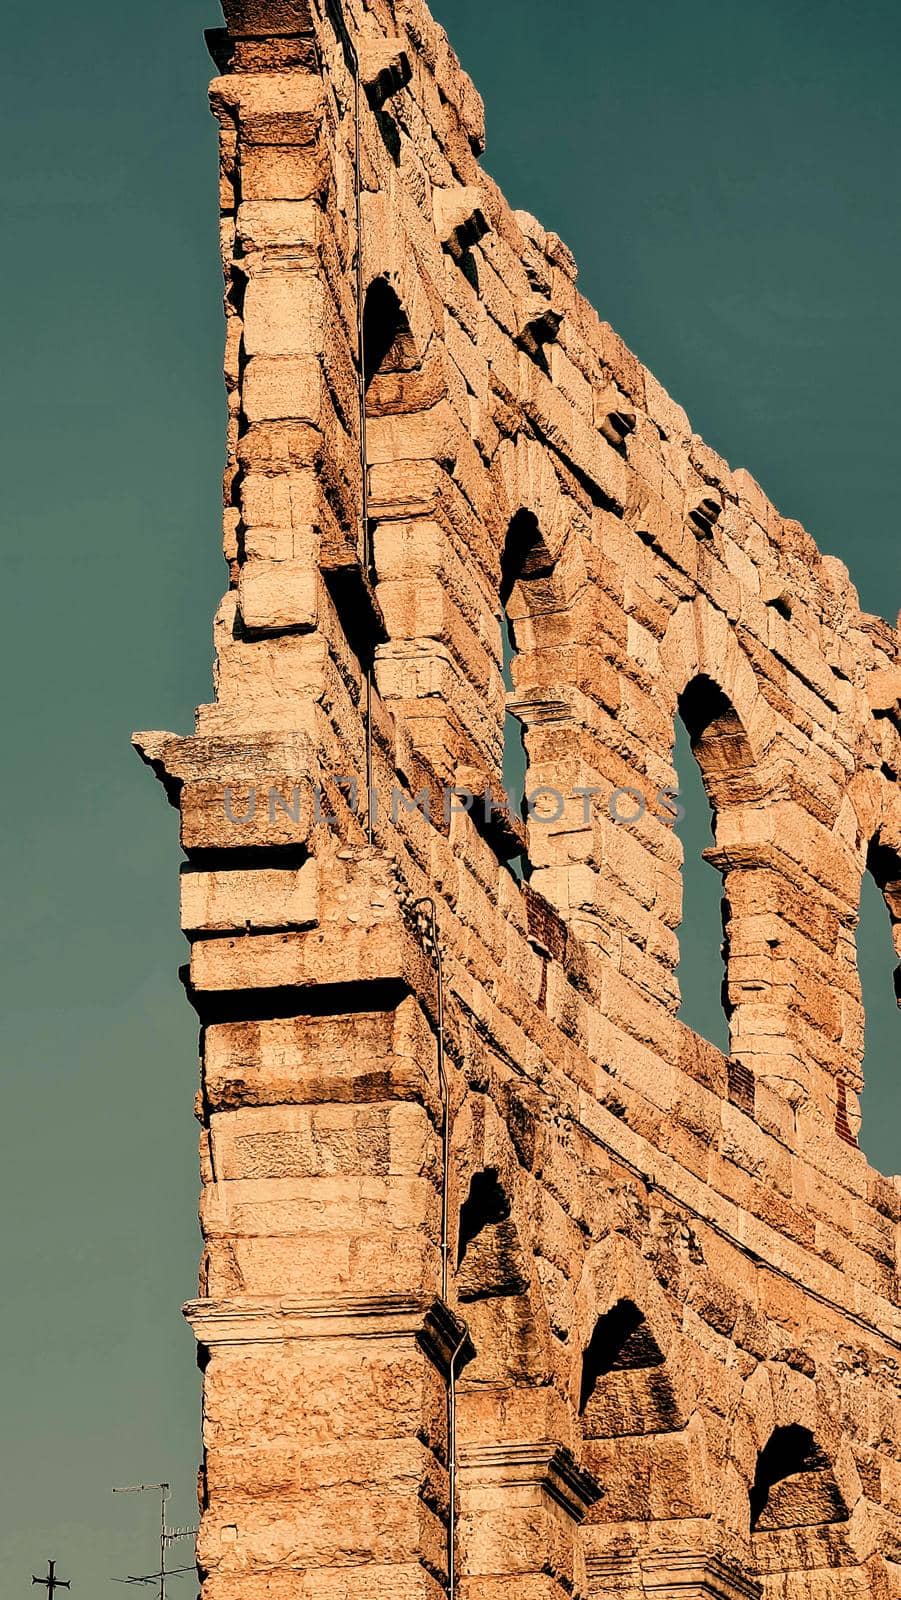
136, 0, 901, 1595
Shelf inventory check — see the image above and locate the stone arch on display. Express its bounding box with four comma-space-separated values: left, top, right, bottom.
572, 1240, 693, 1439
660, 600, 779, 845
659, 601, 821, 1093
678, 673, 758, 812
361, 276, 422, 415
500, 507, 557, 606
359, 266, 449, 422
750, 1424, 849, 1532
493, 433, 591, 620
498, 502, 584, 685
494, 432, 575, 564
729, 1363, 865, 1576
578, 1297, 681, 1440
571, 1239, 715, 1542
450, 1097, 554, 1390
659, 598, 777, 770
359, 268, 448, 434
493, 433, 596, 612
360, 190, 444, 355
736, 1362, 856, 1485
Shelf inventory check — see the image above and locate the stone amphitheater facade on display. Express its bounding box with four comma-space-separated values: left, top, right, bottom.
136, 1, 901, 1595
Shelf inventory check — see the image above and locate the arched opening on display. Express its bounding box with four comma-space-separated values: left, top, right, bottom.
750, 1426, 848, 1532
579, 1299, 679, 1438
673, 716, 727, 1051
672, 675, 754, 1053
856, 839, 901, 1173
499, 511, 557, 877
580, 1299, 664, 1409
454, 1168, 543, 1387
456, 1168, 529, 1301
577, 1298, 689, 1529
362, 277, 420, 415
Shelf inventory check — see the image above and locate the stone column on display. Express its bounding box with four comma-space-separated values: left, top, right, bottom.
458, 1440, 601, 1600
186, 1294, 458, 1600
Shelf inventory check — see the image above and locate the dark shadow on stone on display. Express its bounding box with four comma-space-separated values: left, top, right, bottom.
750, 1425, 849, 1532
375, 107, 402, 164
457, 1168, 530, 1301
580, 1299, 665, 1413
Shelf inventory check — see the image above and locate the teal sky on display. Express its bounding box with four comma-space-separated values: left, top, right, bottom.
1, 0, 898, 1588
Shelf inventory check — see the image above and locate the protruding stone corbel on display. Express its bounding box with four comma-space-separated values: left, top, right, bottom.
867, 666, 901, 715
506, 692, 573, 727
516, 292, 564, 358
641, 1551, 761, 1598
132, 728, 319, 846
183, 1291, 460, 1349
688, 493, 723, 538
360, 37, 413, 109
434, 184, 490, 259
417, 1298, 474, 1376
218, 0, 315, 37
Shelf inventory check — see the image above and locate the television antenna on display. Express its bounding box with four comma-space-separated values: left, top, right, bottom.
112, 1482, 197, 1600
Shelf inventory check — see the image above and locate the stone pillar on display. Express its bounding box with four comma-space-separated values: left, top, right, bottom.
136, 759, 458, 1598
713, 852, 812, 1109
458, 1441, 601, 1600
186, 1294, 457, 1600
179, 941, 465, 1598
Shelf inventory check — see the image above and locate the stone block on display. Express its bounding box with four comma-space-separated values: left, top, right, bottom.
181, 859, 319, 933
238, 558, 321, 632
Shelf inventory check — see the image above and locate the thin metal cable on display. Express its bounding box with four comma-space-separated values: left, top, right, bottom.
413, 898, 450, 1299
412, 896, 460, 1598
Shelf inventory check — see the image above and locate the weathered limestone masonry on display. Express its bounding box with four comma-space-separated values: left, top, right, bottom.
135, 1, 901, 1596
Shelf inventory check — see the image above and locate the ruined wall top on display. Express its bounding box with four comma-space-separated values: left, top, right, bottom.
135, 0, 901, 1591
181, 0, 901, 1130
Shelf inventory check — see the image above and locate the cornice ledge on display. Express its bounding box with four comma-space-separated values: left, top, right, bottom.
641, 1552, 761, 1600
458, 1440, 602, 1522
184, 1291, 442, 1346
416, 1298, 474, 1377
587, 1551, 760, 1600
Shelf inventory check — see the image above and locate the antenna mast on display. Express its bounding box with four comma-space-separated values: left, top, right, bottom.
112, 1482, 196, 1600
